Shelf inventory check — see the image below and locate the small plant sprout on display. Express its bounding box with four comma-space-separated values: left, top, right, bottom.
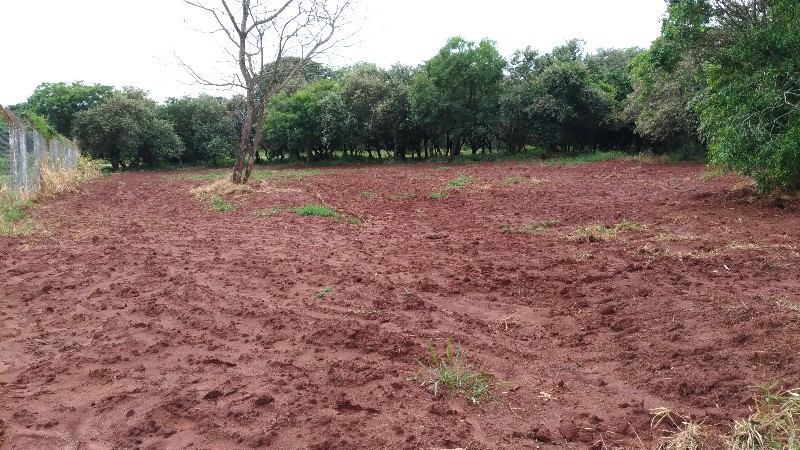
415, 339, 501, 405
314, 286, 333, 300
428, 192, 446, 199
361, 191, 379, 199
400, 289, 416, 296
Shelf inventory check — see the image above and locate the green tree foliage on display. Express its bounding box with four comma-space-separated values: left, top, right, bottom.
655, 0, 800, 190
412, 37, 506, 160
264, 79, 337, 162
17, 81, 113, 138
73, 90, 183, 171
625, 43, 703, 152
159, 95, 237, 164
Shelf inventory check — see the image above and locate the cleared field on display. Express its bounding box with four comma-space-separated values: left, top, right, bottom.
1, 160, 798, 449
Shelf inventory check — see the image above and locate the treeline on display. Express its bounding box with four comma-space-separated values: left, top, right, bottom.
11, 0, 799, 192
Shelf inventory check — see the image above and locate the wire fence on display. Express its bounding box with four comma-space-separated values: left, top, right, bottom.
0, 105, 79, 194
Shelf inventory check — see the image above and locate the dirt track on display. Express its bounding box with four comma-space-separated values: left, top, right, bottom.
1, 160, 798, 449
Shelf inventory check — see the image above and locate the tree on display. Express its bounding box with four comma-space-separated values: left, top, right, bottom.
263, 79, 336, 161
659, 0, 800, 191
73, 90, 183, 171
159, 95, 238, 164
183, 0, 353, 183
532, 41, 616, 151
412, 37, 506, 161
17, 81, 113, 138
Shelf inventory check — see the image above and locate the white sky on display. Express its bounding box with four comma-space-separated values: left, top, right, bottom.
1, 0, 666, 106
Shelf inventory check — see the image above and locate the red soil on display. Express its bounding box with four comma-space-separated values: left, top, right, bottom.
1, 160, 798, 450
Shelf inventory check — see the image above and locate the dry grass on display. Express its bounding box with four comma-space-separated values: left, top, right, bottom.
38, 155, 101, 196
567, 224, 616, 243
654, 232, 700, 242
636, 243, 721, 261
190, 173, 252, 200
650, 387, 799, 450
728, 387, 800, 450
494, 316, 523, 333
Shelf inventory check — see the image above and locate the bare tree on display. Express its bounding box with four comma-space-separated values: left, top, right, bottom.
183, 0, 353, 183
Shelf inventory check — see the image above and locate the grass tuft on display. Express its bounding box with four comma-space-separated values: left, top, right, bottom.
448, 173, 475, 188
291, 204, 339, 217
728, 386, 799, 450
501, 219, 560, 235
428, 192, 446, 199
567, 224, 615, 243
0, 190, 34, 235
415, 339, 499, 406
210, 197, 236, 212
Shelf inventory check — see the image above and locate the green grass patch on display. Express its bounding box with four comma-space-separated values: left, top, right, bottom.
210, 197, 237, 212
428, 192, 447, 200
1, 192, 34, 235
415, 339, 502, 406
388, 192, 416, 200
251, 206, 282, 216
180, 172, 224, 181
291, 204, 339, 217
251, 168, 323, 180
447, 173, 474, 188
501, 219, 560, 235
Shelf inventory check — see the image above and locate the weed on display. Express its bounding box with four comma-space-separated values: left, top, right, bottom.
448, 173, 475, 188
210, 197, 237, 212
0, 191, 34, 235
314, 286, 333, 300
361, 191, 379, 199
501, 219, 560, 235
415, 339, 499, 405
500, 177, 522, 185
251, 206, 282, 216
400, 289, 416, 296
428, 192, 446, 199
291, 204, 339, 217
567, 224, 615, 243
728, 386, 799, 450
388, 192, 416, 200
614, 218, 646, 232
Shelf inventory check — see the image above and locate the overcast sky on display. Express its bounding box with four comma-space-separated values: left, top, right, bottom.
2, 0, 667, 106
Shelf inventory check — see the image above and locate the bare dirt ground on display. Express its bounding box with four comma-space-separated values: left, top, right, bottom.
1, 160, 798, 450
